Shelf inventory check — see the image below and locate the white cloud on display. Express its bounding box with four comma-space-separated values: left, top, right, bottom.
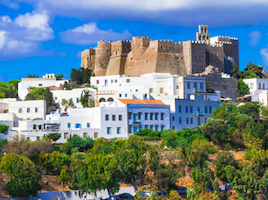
0, 11, 60, 60
60, 22, 132, 45
260, 48, 268, 66
249, 31, 261, 46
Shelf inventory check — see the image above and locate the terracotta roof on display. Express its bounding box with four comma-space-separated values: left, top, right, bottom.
118, 99, 165, 105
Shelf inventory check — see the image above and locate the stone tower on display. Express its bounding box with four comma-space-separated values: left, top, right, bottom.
94, 41, 111, 76
81, 48, 95, 72
196, 25, 210, 44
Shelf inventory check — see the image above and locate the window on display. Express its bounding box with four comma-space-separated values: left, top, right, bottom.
155, 113, 158, 120
150, 113, 153, 120
94, 132, 98, 139
75, 124, 81, 128
83, 132, 88, 138
205, 106, 208, 113
185, 106, 188, 113
128, 112, 132, 120
39, 84, 42, 86
107, 127, 111, 134
105, 80, 108, 86
37, 137, 40, 141
27, 108, 30, 113
111, 79, 113, 83
87, 123, 90, 128
139, 125, 142, 130
190, 106, 193, 113
250, 83, 253, 89
126, 79, 130, 83
19, 108, 22, 113
259, 83, 261, 89
59, 110, 61, 114
197, 107, 200, 112
198, 118, 201, 126
33, 124, 36, 129
187, 94, 191, 99
112, 115, 116, 121
194, 83, 197, 89
179, 117, 182, 124
55, 97, 58, 100
263, 84, 265, 89
70, 98, 73, 102
119, 94, 122, 97
172, 116, 175, 121
125, 94, 127, 97
144, 94, 147, 98
176, 85, 179, 89
149, 88, 153, 93
128, 125, 132, 133
150, 125, 153, 130
133, 126, 138, 133
200, 83, 203, 90
209, 106, 212, 113
205, 118, 207, 123
138, 112, 141, 120
119, 115, 122, 121
115, 79, 117, 83
76, 98, 79, 103
179, 106, 181, 113
64, 132, 69, 139
161, 125, 164, 131
105, 115, 109, 121
160, 113, 164, 120
187, 82, 190, 89
145, 113, 148, 120
172, 126, 175, 130
160, 88, 164, 94
186, 118, 189, 124
117, 127, 121, 134
145, 125, 148, 129
155, 125, 158, 131
190, 118, 193, 124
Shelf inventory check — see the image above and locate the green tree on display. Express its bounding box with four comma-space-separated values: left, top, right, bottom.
80, 89, 91, 108
67, 135, 94, 151
44, 87, 53, 108
237, 78, 249, 95
44, 132, 61, 141
154, 163, 182, 191
27, 73, 39, 78
55, 74, 63, 80
243, 61, 263, 78
70, 68, 92, 85
214, 151, 237, 181
0, 81, 18, 98
231, 64, 243, 79
0, 153, 42, 197
62, 81, 71, 90
0, 123, 9, 134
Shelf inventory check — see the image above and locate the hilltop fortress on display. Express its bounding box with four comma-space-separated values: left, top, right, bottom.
81, 25, 239, 76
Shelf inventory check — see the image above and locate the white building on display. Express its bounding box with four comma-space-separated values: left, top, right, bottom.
51, 88, 96, 111
18, 74, 68, 100
243, 78, 268, 105
91, 73, 220, 105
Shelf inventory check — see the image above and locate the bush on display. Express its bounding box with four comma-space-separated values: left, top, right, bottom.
224, 143, 232, 151
244, 147, 253, 160
143, 136, 160, 140
209, 147, 218, 154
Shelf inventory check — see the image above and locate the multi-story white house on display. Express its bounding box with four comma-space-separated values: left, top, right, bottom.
91, 73, 220, 105
18, 74, 68, 100
51, 88, 96, 111
243, 78, 268, 105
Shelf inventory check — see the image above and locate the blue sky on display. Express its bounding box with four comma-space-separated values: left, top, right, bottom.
1, 0, 268, 81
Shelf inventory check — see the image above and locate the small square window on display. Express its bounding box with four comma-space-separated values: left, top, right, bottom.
145, 113, 148, 120
160, 88, 164, 94
155, 125, 158, 131
172, 116, 175, 121
83, 132, 88, 138
126, 79, 130, 83
105, 115, 109, 121
87, 123, 90, 128
27, 108, 30, 113
160, 113, 164, 120
39, 84, 42, 86
55, 97, 58, 100
76, 98, 79, 103
190, 106, 193, 113
112, 115, 116, 121
190, 118, 193, 124
161, 125, 164, 131
185, 106, 188, 113
150, 113, 153, 120
94, 132, 99, 139
155, 113, 158, 120
96, 80, 99, 84
35, 108, 38, 113
117, 127, 121, 134
111, 79, 113, 83
149, 88, 153, 93
179, 117, 182, 124
172, 126, 175, 130
19, 108, 22, 113
64, 132, 69, 139
150, 125, 153, 130
119, 115, 122, 121
67, 123, 71, 128
107, 127, 111, 134
125, 94, 127, 97
119, 94, 122, 97
145, 125, 148, 129
186, 118, 189, 124
115, 79, 117, 83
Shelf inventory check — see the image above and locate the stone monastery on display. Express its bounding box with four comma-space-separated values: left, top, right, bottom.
81, 25, 239, 76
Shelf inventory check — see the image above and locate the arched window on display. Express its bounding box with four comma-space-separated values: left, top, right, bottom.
99, 98, 106, 102
19, 108, 22, 113
202, 36, 206, 41
107, 98, 114, 102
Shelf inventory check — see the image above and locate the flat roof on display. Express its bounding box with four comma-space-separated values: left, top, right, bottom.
118, 99, 165, 105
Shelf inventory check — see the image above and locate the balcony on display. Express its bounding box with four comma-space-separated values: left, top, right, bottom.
130, 119, 142, 124
195, 111, 205, 116
193, 88, 205, 93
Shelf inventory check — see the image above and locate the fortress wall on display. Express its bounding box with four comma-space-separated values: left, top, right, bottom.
81, 48, 95, 71
182, 41, 192, 75
191, 42, 206, 74
131, 36, 150, 61
95, 41, 111, 76
206, 44, 225, 73
223, 40, 239, 73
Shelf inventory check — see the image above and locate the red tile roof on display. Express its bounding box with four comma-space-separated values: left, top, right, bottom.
118, 99, 165, 105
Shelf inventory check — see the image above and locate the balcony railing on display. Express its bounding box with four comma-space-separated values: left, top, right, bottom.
193, 88, 205, 93
130, 119, 142, 124
195, 111, 205, 116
